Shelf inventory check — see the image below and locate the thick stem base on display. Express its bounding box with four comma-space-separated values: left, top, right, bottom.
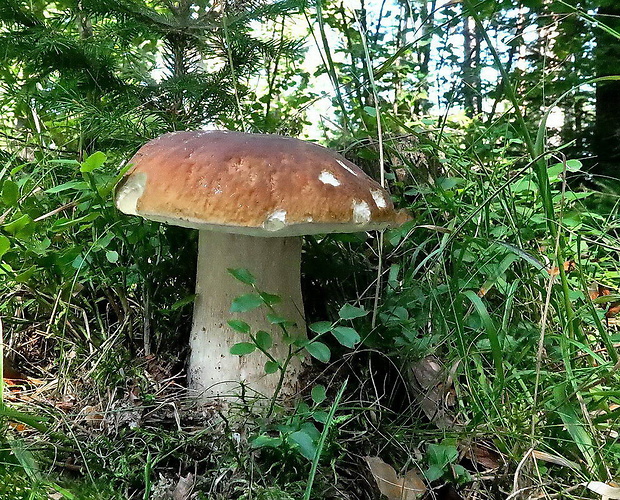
188, 231, 306, 401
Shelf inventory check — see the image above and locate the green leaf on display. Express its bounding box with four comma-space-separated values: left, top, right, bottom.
436, 177, 464, 190
311, 384, 326, 404
171, 294, 196, 310
331, 326, 360, 348
363, 106, 376, 117
252, 435, 282, 448
45, 180, 89, 194
15, 266, 36, 283
266, 313, 293, 325
227, 319, 250, 333
230, 293, 263, 312
548, 159, 583, 178
230, 342, 256, 356
0, 236, 10, 260
264, 361, 280, 374
338, 303, 368, 320
227, 267, 256, 285
427, 443, 459, 469
259, 292, 281, 305
10, 439, 40, 482
309, 321, 332, 334
424, 465, 444, 482
311, 410, 328, 423
255, 330, 272, 350
2, 180, 19, 206
80, 151, 107, 172
289, 430, 317, 461
105, 250, 119, 263
4, 214, 32, 235
305, 342, 331, 363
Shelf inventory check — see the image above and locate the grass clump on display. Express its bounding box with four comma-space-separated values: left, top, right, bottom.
0, 2, 619, 499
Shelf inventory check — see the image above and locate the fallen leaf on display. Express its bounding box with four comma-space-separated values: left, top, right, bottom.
7, 422, 26, 432
547, 261, 575, 276
365, 456, 426, 500
532, 450, 578, 469
465, 442, 502, 469
408, 356, 457, 429
583, 481, 620, 499
606, 302, 620, 319
172, 472, 194, 500
589, 284, 612, 301
81, 405, 104, 428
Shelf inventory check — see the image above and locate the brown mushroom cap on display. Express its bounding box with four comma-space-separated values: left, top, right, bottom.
115, 130, 409, 237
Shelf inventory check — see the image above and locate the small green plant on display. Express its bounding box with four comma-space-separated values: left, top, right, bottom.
226, 267, 355, 496
424, 440, 470, 485
227, 267, 365, 411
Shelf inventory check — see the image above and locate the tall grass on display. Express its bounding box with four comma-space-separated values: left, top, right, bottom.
0, 1, 618, 499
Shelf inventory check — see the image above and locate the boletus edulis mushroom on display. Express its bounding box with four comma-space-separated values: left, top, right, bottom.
115, 130, 409, 401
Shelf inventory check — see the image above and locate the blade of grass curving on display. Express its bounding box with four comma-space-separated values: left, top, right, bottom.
534, 76, 620, 157
462, 2, 535, 158
552, 384, 597, 472
463, 1, 557, 244
462, 290, 504, 389
0, 317, 3, 409
303, 379, 348, 500
576, 237, 618, 364
222, 15, 246, 131
352, 8, 386, 327
556, 0, 620, 40
463, 1, 582, 361
311, 0, 349, 131
143, 450, 153, 500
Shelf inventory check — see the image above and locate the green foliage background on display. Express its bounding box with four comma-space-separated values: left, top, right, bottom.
0, 0, 619, 498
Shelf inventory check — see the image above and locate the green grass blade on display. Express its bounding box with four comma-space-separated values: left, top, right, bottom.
462, 290, 504, 388
303, 379, 348, 500
552, 384, 597, 471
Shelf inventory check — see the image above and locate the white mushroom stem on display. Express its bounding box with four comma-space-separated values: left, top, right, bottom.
188, 231, 306, 400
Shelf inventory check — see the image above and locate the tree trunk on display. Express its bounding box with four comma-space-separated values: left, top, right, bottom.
462, 14, 475, 117
593, 3, 620, 179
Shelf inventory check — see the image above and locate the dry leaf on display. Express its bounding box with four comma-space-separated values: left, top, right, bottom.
2, 357, 27, 382
465, 443, 502, 470
417, 224, 452, 234
583, 481, 620, 499
7, 422, 26, 432
81, 405, 105, 427
547, 261, 575, 276
606, 301, 620, 319
532, 450, 578, 469
172, 472, 194, 500
408, 356, 456, 429
589, 284, 612, 301
365, 456, 426, 500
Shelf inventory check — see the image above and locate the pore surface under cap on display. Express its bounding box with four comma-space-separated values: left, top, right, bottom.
116, 130, 408, 237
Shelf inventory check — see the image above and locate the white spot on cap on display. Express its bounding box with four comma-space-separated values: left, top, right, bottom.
336, 159, 359, 177
319, 171, 340, 186
116, 172, 147, 216
264, 210, 287, 231
371, 190, 387, 208
352, 200, 371, 223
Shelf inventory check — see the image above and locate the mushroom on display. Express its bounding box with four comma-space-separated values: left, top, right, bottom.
115, 130, 409, 401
